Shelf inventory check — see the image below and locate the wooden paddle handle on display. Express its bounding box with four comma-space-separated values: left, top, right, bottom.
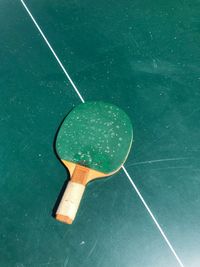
56, 181, 85, 224
56, 165, 89, 224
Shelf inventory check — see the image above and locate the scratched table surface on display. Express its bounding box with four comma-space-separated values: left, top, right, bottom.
1, 0, 200, 266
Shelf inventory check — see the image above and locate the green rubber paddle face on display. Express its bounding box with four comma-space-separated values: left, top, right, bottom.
56, 102, 133, 174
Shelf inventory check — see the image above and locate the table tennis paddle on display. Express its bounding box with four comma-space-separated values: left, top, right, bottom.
55, 101, 133, 224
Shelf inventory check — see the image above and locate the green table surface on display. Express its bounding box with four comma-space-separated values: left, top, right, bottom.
1, 1, 200, 266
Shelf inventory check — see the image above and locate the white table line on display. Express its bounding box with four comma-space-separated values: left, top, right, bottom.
20, 1, 185, 266
20, 0, 84, 104
122, 166, 185, 267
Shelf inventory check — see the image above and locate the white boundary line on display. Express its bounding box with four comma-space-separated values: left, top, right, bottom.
20, 0, 84, 104
20, 1, 185, 266
122, 166, 185, 267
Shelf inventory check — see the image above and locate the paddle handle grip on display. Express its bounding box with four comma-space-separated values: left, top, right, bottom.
56, 181, 85, 224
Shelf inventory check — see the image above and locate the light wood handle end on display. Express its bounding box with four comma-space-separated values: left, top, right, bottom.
56, 214, 73, 224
